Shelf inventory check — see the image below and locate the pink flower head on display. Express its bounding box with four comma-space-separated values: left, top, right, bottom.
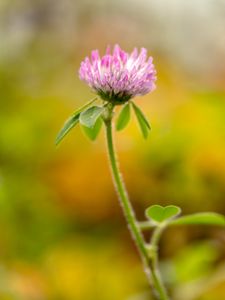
79, 44, 157, 104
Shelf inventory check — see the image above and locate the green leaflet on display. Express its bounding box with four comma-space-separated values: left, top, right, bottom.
116, 103, 131, 131
55, 97, 97, 145
81, 116, 102, 141
79, 106, 104, 128
132, 102, 151, 138
171, 212, 225, 226
145, 205, 181, 223
55, 114, 80, 146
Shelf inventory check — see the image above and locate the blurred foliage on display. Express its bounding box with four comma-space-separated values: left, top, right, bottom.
0, 0, 225, 299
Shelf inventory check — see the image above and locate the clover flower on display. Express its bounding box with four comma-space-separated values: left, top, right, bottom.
56, 45, 156, 146
79, 44, 156, 104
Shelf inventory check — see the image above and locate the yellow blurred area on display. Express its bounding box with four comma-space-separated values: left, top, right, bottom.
1, 0, 225, 299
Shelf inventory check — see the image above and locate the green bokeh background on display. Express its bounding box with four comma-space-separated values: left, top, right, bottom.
1, 1, 225, 299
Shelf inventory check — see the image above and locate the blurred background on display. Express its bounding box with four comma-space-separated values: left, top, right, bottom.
1, 0, 225, 299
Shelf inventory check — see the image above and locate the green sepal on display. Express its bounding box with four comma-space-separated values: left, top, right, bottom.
79, 106, 104, 128
145, 205, 181, 223
171, 212, 225, 226
55, 97, 97, 146
81, 116, 102, 141
131, 102, 151, 139
116, 103, 131, 131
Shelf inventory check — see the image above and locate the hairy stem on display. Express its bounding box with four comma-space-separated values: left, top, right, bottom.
105, 120, 148, 260
104, 111, 170, 300
150, 225, 170, 300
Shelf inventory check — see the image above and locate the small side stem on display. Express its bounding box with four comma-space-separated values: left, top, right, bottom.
104, 109, 169, 300
149, 225, 169, 300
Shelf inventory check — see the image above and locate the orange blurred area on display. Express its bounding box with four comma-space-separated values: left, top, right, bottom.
1, 0, 225, 299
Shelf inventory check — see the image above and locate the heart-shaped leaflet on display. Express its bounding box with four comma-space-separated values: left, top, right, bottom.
145, 205, 181, 223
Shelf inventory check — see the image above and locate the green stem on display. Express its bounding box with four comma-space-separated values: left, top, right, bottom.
105, 120, 149, 261
150, 225, 169, 300
104, 112, 170, 300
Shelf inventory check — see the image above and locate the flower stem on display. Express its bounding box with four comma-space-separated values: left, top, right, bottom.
104, 115, 170, 300
105, 120, 148, 260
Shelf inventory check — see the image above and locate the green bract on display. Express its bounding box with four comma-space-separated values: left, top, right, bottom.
116, 103, 131, 131
132, 102, 151, 138
55, 113, 80, 146
55, 97, 97, 145
81, 117, 102, 141
79, 106, 104, 128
